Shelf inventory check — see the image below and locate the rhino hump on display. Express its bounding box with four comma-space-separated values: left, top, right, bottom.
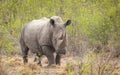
51, 16, 63, 24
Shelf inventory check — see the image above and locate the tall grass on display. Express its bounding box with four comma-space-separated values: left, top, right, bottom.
0, 0, 120, 57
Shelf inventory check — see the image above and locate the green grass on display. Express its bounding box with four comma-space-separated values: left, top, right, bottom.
0, 0, 120, 55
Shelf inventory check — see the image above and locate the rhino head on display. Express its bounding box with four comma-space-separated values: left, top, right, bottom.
50, 16, 71, 55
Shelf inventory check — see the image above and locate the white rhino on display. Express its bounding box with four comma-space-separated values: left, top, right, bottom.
20, 16, 71, 66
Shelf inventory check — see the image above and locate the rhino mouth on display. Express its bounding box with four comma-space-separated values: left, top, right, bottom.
57, 49, 66, 54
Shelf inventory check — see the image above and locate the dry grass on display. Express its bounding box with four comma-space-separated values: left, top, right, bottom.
0, 55, 67, 75
65, 52, 120, 75
0, 55, 41, 75
0, 63, 8, 75
0, 53, 120, 75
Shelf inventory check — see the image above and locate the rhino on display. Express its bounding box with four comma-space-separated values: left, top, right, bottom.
20, 16, 71, 66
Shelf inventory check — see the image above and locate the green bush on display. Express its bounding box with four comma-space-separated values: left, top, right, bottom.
0, 0, 120, 55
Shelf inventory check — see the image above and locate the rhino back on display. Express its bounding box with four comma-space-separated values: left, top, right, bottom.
22, 18, 50, 52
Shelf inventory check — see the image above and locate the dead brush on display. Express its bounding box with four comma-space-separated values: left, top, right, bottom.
65, 51, 120, 75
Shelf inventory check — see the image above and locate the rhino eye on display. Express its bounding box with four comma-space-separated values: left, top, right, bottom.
59, 34, 63, 40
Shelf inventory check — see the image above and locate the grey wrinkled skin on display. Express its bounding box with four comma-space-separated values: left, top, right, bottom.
20, 16, 71, 66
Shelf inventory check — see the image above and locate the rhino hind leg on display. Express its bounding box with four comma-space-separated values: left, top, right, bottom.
20, 27, 29, 64
56, 54, 61, 65
36, 52, 42, 66
34, 56, 37, 62
22, 47, 29, 64
20, 38, 29, 64
37, 56, 42, 66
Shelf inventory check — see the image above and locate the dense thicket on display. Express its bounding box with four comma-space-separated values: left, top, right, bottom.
0, 0, 120, 56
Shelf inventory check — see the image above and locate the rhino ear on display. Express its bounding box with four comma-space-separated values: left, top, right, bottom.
50, 19, 55, 27
65, 20, 71, 27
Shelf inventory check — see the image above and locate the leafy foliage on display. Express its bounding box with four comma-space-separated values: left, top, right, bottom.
0, 0, 120, 55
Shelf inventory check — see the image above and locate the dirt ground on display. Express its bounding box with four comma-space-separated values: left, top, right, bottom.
0, 54, 120, 75
0, 54, 79, 75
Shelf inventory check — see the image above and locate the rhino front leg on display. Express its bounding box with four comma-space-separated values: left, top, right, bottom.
46, 53, 54, 66
56, 54, 61, 65
42, 46, 55, 66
